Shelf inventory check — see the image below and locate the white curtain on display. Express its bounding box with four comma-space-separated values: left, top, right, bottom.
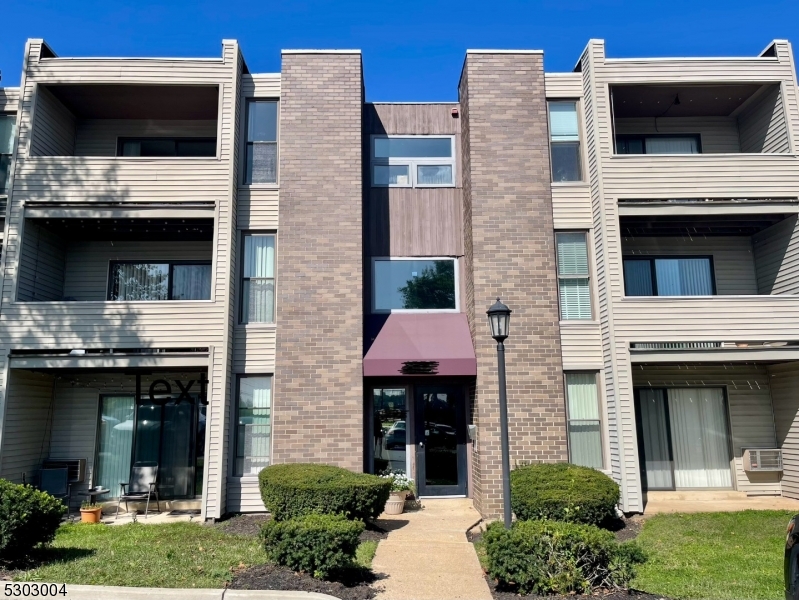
668, 388, 732, 488
95, 396, 135, 498
242, 235, 275, 323
114, 264, 168, 301
237, 377, 272, 476
172, 264, 211, 300
645, 137, 699, 154
566, 374, 602, 469
638, 389, 673, 489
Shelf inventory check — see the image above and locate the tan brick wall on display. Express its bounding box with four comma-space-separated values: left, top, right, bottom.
272, 52, 364, 470
460, 52, 568, 517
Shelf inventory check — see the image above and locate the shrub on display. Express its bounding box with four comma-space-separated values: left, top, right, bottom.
261, 513, 364, 579
484, 520, 646, 595
259, 463, 392, 521
0, 479, 66, 559
511, 463, 619, 526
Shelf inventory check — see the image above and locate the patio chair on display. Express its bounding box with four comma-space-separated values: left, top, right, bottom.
115, 462, 161, 520
39, 467, 72, 516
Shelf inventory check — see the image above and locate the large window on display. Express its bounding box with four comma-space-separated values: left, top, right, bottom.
623, 257, 715, 296
108, 262, 211, 301
244, 100, 278, 184
616, 134, 701, 155
241, 234, 276, 323
1, 114, 16, 194
556, 232, 592, 320
565, 373, 603, 469
117, 138, 216, 157
371, 136, 455, 187
235, 376, 272, 476
548, 102, 582, 182
372, 258, 457, 312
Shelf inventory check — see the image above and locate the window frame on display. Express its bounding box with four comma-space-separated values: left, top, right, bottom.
564, 371, 604, 470
115, 137, 218, 158
107, 260, 212, 302
622, 255, 717, 297
243, 99, 279, 186
1, 112, 16, 195
555, 231, 593, 321
614, 133, 703, 155
547, 100, 584, 183
239, 232, 277, 325
370, 135, 457, 188
370, 256, 460, 314
233, 374, 274, 478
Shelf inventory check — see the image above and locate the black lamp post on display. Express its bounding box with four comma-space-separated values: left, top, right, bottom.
487, 297, 512, 529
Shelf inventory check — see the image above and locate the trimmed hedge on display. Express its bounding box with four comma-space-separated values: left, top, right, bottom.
0, 479, 66, 559
511, 463, 619, 526
261, 513, 364, 579
484, 520, 646, 594
258, 464, 392, 521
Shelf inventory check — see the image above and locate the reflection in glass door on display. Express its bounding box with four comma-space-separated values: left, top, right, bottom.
415, 386, 467, 496
372, 389, 407, 474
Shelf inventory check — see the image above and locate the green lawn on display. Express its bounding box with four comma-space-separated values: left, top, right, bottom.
633, 510, 792, 600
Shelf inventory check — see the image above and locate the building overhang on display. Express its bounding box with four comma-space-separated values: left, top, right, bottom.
630, 347, 799, 364
8, 351, 209, 370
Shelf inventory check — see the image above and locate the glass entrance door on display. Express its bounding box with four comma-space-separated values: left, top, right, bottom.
414, 386, 467, 496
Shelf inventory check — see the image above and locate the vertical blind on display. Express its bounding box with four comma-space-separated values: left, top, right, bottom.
94, 396, 135, 499
242, 235, 276, 323
556, 233, 591, 319
637, 389, 673, 489
171, 264, 212, 300
236, 377, 272, 476
645, 137, 699, 154
623, 257, 713, 296
565, 373, 602, 469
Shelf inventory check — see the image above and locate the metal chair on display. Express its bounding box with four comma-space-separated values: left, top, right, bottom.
115, 462, 161, 520
39, 467, 72, 517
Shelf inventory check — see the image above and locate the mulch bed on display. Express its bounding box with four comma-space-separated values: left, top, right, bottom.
229, 563, 380, 600
213, 513, 271, 537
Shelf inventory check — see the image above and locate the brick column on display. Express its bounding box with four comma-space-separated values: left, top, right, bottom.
460, 51, 567, 517
272, 51, 364, 470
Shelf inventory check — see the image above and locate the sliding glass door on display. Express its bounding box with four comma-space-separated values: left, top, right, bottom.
95, 396, 135, 499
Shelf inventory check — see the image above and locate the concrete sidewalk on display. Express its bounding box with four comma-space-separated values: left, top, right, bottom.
371, 498, 491, 600
643, 490, 799, 514
57, 585, 336, 599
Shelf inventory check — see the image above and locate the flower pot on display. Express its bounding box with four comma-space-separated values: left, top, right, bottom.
391, 490, 409, 501
80, 507, 103, 524
384, 497, 405, 515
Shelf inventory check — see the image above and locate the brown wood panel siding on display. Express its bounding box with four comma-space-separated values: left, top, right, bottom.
769, 362, 799, 498
614, 117, 741, 154
737, 85, 790, 153
366, 103, 460, 135
74, 119, 218, 156
622, 235, 758, 295
18, 220, 66, 301
30, 85, 76, 157
634, 364, 780, 496
753, 216, 799, 294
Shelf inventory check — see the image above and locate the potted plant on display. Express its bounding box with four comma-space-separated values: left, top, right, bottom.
380, 471, 414, 515
80, 501, 103, 524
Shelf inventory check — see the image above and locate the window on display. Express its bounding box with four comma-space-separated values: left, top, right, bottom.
556, 232, 592, 320
371, 136, 455, 187
241, 234, 276, 323
1, 114, 16, 194
548, 102, 582, 182
616, 134, 701, 155
235, 376, 272, 476
372, 258, 457, 312
117, 138, 216, 157
623, 257, 714, 296
565, 373, 603, 469
244, 100, 278, 184
108, 262, 211, 301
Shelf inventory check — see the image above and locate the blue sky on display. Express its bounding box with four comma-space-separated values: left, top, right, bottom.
2, 0, 799, 101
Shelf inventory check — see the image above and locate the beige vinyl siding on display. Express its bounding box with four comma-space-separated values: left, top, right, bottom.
737, 85, 790, 153
62, 240, 213, 301
74, 120, 218, 156
233, 327, 276, 373
614, 117, 741, 153
226, 477, 266, 512
552, 186, 592, 228
633, 364, 780, 495
559, 322, 603, 368
769, 362, 799, 499
753, 215, 799, 294
0, 370, 54, 484
240, 74, 281, 99
622, 235, 758, 295
18, 220, 66, 301
545, 73, 583, 99
30, 85, 76, 156
0, 88, 20, 112
237, 189, 278, 230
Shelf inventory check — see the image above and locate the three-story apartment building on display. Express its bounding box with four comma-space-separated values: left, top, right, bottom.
0, 38, 797, 519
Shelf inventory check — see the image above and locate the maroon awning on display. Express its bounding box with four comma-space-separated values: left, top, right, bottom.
363, 313, 477, 377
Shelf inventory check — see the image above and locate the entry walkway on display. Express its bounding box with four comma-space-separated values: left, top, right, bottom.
372, 498, 491, 600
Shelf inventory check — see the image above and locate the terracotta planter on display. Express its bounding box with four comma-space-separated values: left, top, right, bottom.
384, 491, 409, 515
80, 507, 103, 524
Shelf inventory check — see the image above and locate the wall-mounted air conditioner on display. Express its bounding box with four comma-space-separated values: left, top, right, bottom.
742, 449, 783, 472
43, 458, 87, 483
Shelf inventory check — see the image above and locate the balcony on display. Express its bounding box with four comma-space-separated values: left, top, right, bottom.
16, 84, 228, 201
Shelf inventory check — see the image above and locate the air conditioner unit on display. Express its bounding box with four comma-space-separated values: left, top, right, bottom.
42, 458, 87, 483
742, 449, 783, 472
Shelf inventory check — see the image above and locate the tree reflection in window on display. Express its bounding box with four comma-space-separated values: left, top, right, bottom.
398, 261, 455, 309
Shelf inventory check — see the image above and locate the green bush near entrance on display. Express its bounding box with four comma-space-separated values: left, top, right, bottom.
258, 463, 391, 522
0, 479, 66, 559
510, 463, 620, 526
260, 513, 364, 579
484, 519, 646, 595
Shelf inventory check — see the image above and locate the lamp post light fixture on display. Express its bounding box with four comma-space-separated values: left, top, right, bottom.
487, 297, 512, 529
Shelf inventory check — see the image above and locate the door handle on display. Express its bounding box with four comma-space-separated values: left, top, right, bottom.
419, 441, 424, 447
